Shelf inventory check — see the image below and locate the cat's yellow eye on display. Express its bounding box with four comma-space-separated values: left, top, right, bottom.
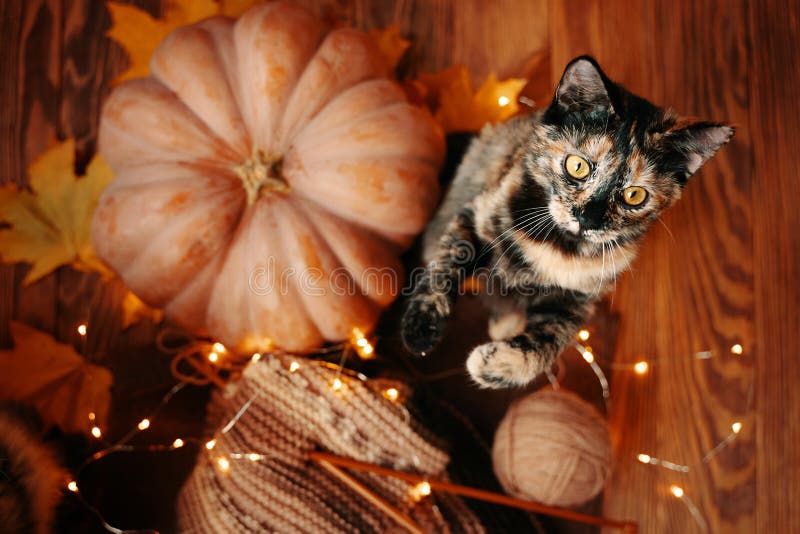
565, 155, 591, 179
622, 186, 648, 206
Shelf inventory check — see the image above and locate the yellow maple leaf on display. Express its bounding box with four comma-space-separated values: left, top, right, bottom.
369, 25, 411, 75
418, 66, 527, 133
106, 0, 220, 84
217, 0, 259, 17
0, 139, 114, 285
0, 322, 113, 436
122, 290, 165, 330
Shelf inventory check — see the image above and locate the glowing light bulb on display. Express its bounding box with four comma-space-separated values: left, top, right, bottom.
352, 328, 376, 359
577, 329, 590, 341
205, 439, 216, 450
289, 361, 300, 373
731, 422, 742, 434
582, 350, 595, 363
331, 378, 343, 392
383, 388, 399, 402
409, 481, 432, 501
91, 426, 102, 439
137, 418, 150, 431
172, 438, 185, 448
208, 351, 219, 363
670, 485, 684, 498
217, 456, 230, 472
247, 453, 261, 462
67, 480, 79, 492
77, 324, 87, 336
637, 453, 652, 464
212, 342, 226, 353
498, 95, 511, 107
730, 344, 743, 355
634, 361, 649, 375
251, 353, 262, 362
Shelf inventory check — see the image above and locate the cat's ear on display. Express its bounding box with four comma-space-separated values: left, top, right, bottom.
657, 121, 735, 182
552, 56, 614, 118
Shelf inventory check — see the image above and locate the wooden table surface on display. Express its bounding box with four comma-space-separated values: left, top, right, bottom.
2, 1, 798, 533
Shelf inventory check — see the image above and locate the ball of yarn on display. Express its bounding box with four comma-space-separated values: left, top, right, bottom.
492, 388, 611, 508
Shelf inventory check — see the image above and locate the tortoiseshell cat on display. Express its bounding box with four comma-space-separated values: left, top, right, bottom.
401, 56, 733, 388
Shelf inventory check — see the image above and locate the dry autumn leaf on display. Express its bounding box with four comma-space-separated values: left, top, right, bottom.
0, 321, 112, 436
0, 139, 114, 285
122, 290, 165, 330
106, 0, 221, 83
418, 66, 527, 133
368, 25, 411, 74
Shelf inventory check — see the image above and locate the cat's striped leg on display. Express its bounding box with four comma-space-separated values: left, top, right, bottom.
401, 208, 480, 355
466, 293, 595, 388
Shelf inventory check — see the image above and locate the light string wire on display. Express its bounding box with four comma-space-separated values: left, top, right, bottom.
568, 329, 751, 532
64, 326, 640, 533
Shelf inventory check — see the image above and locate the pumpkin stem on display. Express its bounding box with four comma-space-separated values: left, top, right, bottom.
233, 151, 288, 204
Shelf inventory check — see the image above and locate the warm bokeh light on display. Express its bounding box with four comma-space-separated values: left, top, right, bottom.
172, 438, 184, 448
137, 418, 150, 431
251, 353, 262, 362
731, 422, 742, 434
383, 388, 399, 402
634, 361, 649, 375
577, 329, 590, 341
67, 480, 79, 492
216, 457, 230, 472
91, 426, 102, 439
637, 453, 652, 464
331, 378, 343, 392
289, 361, 300, 373
409, 481, 432, 501
77, 323, 87, 336
212, 342, 226, 353
208, 351, 219, 363
670, 485, 684, 498
205, 439, 216, 450
497, 95, 510, 107
582, 350, 595, 363
730, 344, 743, 355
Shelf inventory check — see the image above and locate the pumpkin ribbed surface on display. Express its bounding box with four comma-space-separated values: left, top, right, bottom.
93, 2, 444, 353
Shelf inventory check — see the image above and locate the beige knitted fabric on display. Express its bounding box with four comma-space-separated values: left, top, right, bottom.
177, 354, 485, 533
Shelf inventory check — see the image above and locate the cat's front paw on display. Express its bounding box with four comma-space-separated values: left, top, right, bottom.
466, 339, 548, 388
401, 293, 451, 355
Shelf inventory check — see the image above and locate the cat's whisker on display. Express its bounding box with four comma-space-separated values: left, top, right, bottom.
657, 218, 676, 244
477, 211, 549, 262
493, 215, 552, 268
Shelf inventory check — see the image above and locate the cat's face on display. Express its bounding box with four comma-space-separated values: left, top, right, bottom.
515, 57, 733, 256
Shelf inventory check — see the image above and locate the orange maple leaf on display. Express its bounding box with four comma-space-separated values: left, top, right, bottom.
0, 322, 112, 436
418, 66, 527, 133
106, 0, 221, 84
369, 25, 411, 75
122, 290, 164, 330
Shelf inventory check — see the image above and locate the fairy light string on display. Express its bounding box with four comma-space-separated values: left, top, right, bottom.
65, 325, 644, 533
569, 329, 751, 531
64, 327, 420, 534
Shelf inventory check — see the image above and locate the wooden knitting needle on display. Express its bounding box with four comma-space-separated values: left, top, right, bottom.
310, 451, 638, 533
316, 458, 425, 534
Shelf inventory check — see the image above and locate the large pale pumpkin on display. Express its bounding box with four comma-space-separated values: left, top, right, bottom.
93, 2, 444, 354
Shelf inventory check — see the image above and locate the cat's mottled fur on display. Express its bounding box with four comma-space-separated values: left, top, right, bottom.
401, 56, 733, 388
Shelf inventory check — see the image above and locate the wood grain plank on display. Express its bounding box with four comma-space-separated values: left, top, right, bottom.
746, 1, 800, 531
3, 0, 65, 338
549, 1, 755, 532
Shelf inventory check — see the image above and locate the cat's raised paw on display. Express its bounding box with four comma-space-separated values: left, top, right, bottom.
401, 294, 451, 355
466, 340, 546, 388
